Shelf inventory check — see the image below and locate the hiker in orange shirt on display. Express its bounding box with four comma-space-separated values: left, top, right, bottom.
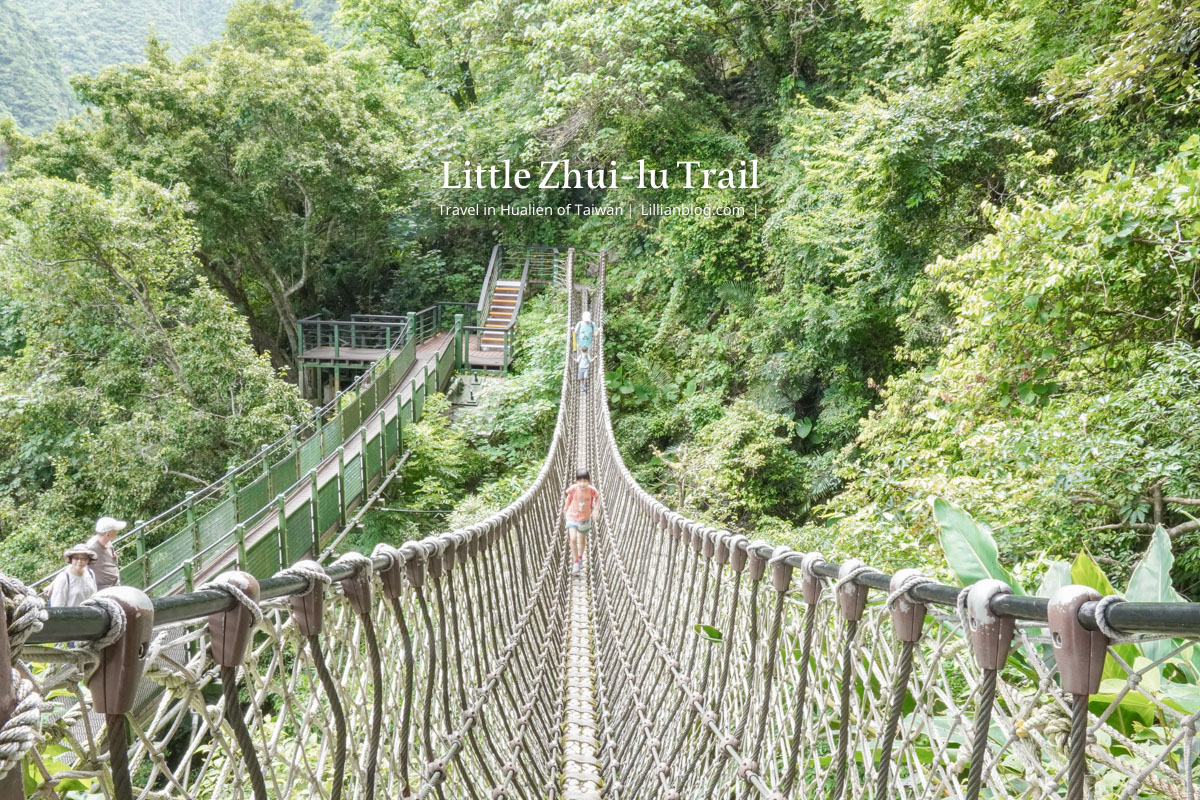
563, 469, 600, 576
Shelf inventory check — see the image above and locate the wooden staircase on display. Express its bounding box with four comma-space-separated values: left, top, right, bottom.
481, 279, 522, 350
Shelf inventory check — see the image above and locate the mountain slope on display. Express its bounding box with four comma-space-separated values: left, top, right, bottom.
0, 1, 75, 131
13, 0, 238, 78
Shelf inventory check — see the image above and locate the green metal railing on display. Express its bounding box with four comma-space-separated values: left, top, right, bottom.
32, 309, 458, 598
132, 332, 458, 596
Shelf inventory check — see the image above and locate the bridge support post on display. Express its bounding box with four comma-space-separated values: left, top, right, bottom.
964, 579, 1016, 800
88, 587, 155, 800
1047, 586, 1109, 800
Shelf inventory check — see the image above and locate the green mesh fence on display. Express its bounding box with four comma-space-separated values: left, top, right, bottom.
285, 501, 313, 562
384, 416, 399, 460
299, 433, 323, 474
365, 434, 382, 483
237, 474, 270, 520
317, 478, 339, 536
344, 455, 363, 506
148, 529, 194, 587
341, 398, 361, 437
269, 451, 299, 497
244, 532, 281, 581
322, 423, 341, 456
197, 497, 235, 552
437, 346, 454, 387
360, 384, 378, 418
120, 557, 145, 588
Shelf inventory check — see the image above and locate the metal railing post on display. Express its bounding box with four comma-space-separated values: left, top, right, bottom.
186, 492, 199, 559
309, 469, 320, 557
337, 447, 347, 528
277, 495, 289, 567
136, 521, 149, 587
406, 312, 417, 344
360, 429, 369, 492
397, 395, 404, 452
235, 523, 247, 568
454, 313, 464, 369
183, 560, 194, 593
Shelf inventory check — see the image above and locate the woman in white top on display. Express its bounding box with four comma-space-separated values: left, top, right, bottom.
49, 545, 99, 608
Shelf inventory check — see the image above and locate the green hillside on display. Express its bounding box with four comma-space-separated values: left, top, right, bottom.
13, 0, 237, 79
0, 1, 75, 132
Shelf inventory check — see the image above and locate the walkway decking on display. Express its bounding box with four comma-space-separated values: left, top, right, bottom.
194, 332, 453, 584
301, 346, 389, 363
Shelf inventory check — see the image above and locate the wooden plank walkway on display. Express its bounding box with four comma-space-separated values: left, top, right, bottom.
301, 346, 389, 363
562, 379, 602, 798
305, 338, 508, 370
194, 332, 453, 584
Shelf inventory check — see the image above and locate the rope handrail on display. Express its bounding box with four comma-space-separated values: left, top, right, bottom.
583, 253, 1200, 800
6, 247, 1200, 800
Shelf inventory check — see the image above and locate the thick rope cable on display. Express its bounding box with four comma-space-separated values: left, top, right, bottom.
281, 560, 346, 800
201, 574, 268, 800
0, 573, 51, 783
332, 551, 383, 798
965, 667, 999, 800
831, 618, 860, 800
221, 664, 269, 800
0, 669, 52, 781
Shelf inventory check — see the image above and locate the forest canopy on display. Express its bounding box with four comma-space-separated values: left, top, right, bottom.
1, 0, 1199, 594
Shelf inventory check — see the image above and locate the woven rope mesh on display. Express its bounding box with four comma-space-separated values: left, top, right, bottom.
8, 250, 1200, 800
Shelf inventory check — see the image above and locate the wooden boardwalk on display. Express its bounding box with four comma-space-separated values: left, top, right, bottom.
301, 345, 389, 363
305, 339, 509, 370
194, 333, 453, 584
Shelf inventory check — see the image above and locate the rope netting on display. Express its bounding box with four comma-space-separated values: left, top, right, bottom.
584, 257, 1200, 800
2, 255, 585, 800
3, 248, 1200, 800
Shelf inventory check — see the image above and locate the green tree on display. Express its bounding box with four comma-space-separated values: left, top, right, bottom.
0, 174, 307, 579
4, 1, 407, 366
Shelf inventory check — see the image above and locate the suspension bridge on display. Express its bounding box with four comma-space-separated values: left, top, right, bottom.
3, 249, 1200, 800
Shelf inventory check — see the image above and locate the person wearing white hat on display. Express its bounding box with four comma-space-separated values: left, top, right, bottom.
573, 310, 595, 352
85, 516, 126, 590
48, 545, 98, 607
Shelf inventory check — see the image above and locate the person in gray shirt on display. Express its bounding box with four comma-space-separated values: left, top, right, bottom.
85, 516, 126, 590
48, 546, 98, 607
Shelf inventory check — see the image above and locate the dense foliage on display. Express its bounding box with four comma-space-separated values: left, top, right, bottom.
0, 175, 306, 578
0, 2, 75, 132
3, 0, 1200, 597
